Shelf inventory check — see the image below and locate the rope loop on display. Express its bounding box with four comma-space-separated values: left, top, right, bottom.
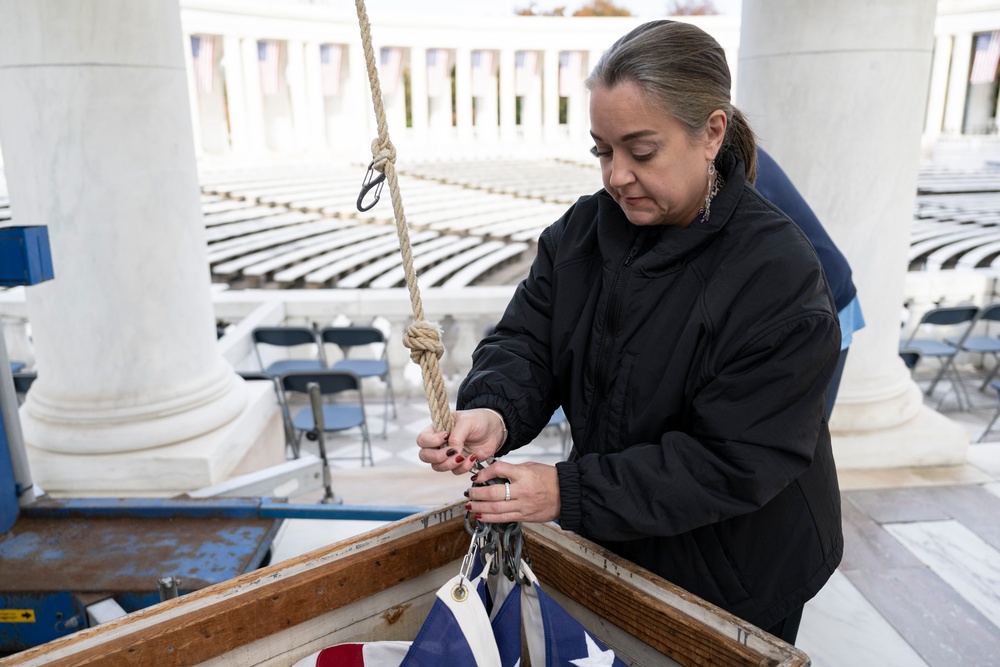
403, 320, 445, 363
370, 137, 397, 174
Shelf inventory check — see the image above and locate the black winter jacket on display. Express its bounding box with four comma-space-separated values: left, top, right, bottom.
458, 150, 843, 630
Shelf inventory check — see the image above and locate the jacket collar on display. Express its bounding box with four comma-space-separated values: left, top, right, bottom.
595, 149, 747, 271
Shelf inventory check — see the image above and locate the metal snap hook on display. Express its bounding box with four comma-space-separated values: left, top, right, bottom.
357, 160, 386, 212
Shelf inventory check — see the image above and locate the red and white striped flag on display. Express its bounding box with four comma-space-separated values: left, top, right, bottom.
471, 49, 494, 98
258, 39, 281, 95
970, 31, 1000, 84
514, 50, 538, 97
190, 35, 215, 94
379, 46, 404, 96
320, 44, 343, 97
559, 50, 583, 97
426, 48, 450, 98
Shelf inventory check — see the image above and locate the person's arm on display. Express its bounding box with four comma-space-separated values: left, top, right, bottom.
457, 218, 567, 451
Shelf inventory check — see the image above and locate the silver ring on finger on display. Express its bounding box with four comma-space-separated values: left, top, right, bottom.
504, 481, 511, 502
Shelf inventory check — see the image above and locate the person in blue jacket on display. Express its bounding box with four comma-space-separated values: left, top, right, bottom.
754, 147, 865, 419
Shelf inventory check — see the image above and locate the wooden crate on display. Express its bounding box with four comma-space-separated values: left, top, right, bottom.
0, 501, 809, 666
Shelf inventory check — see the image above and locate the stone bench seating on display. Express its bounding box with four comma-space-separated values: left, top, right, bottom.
204, 212, 323, 244
908, 228, 1000, 268
409, 198, 540, 232
442, 242, 532, 288
273, 228, 438, 287
235, 226, 400, 286
909, 222, 968, 243
301, 230, 441, 288
366, 236, 487, 288
954, 237, 1000, 270
200, 199, 263, 215
270, 230, 431, 287
202, 205, 289, 227
320, 235, 458, 289
481, 209, 564, 242
922, 230, 1000, 269
207, 220, 356, 265
225, 175, 357, 202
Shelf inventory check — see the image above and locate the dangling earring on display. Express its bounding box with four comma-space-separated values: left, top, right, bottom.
699, 160, 723, 224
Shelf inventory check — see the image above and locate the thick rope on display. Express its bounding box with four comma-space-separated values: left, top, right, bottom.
354, 0, 454, 434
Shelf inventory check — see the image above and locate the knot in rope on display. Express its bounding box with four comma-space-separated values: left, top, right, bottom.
370, 137, 397, 174
403, 320, 445, 363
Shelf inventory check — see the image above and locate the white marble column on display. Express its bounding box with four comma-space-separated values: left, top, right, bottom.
241, 36, 267, 153
286, 40, 310, 154
222, 35, 250, 154
303, 41, 327, 152
738, 0, 967, 468
181, 31, 205, 158
924, 35, 953, 142
542, 49, 560, 144
455, 47, 473, 141
499, 49, 517, 143
943, 32, 973, 134
409, 46, 429, 132
0, 0, 283, 493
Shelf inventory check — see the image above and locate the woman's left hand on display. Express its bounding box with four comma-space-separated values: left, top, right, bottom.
465, 460, 561, 524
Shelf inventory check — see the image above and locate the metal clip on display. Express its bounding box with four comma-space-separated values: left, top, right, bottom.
357, 161, 386, 212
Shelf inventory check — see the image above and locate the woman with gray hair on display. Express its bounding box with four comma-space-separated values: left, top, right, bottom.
417, 20, 842, 645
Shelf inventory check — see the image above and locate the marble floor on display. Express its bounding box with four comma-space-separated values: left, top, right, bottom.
265, 366, 1000, 667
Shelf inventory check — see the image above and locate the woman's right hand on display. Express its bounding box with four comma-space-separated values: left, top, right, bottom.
416, 408, 506, 475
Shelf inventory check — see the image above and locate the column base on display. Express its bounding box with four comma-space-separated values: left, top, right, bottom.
832, 403, 969, 469
25, 381, 285, 496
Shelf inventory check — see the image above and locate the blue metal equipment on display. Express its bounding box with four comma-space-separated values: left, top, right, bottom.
0, 227, 421, 654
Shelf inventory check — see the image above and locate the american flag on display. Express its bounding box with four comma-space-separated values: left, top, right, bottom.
190, 35, 215, 94
470, 49, 494, 98
514, 50, 538, 97
258, 39, 281, 95
559, 50, 583, 97
320, 44, 343, 97
970, 31, 1000, 84
379, 46, 404, 97
426, 48, 450, 98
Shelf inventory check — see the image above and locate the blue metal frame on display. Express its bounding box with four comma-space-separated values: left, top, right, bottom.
21, 497, 422, 522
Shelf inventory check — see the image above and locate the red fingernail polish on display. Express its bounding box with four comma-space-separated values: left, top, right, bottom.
475, 513, 482, 519
455, 456, 465, 463
465, 503, 472, 511
470, 474, 478, 482
446, 448, 457, 457
469, 454, 477, 462
463, 490, 469, 498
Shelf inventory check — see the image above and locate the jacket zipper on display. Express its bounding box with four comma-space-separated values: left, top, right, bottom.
578, 242, 640, 458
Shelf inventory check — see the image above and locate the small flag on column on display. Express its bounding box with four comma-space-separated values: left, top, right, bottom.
514, 50, 538, 97
426, 48, 451, 98
471, 50, 494, 98
320, 44, 343, 97
190, 35, 215, 94
380, 46, 404, 96
258, 39, 281, 95
970, 31, 1000, 84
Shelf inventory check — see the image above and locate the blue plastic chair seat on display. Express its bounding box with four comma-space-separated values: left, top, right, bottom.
946, 335, 1000, 354
332, 359, 388, 378
265, 359, 325, 376
9, 361, 25, 373
292, 404, 366, 432
901, 339, 957, 357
